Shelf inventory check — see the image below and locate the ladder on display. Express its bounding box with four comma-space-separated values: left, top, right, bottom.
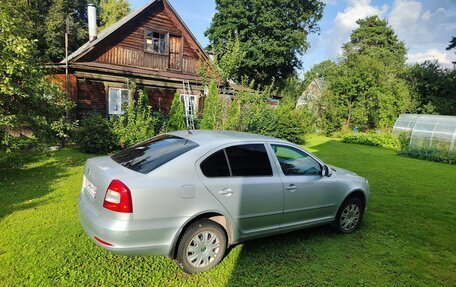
182, 80, 196, 130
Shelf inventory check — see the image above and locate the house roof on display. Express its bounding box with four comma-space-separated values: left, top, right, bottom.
61, 0, 209, 64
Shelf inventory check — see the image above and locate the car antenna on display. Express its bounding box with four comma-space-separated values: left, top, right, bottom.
187, 128, 192, 134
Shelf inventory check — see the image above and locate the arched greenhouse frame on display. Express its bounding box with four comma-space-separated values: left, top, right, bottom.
392, 114, 456, 153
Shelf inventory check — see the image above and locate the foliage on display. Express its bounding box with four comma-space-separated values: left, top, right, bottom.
307, 16, 410, 134
44, 0, 91, 62
165, 92, 186, 132
0, 135, 40, 154
200, 81, 223, 130
342, 132, 400, 150
225, 99, 241, 131
206, 0, 324, 87
0, 5, 76, 150
111, 90, 158, 148
98, 0, 130, 31
75, 112, 117, 154
303, 60, 338, 87
404, 60, 456, 116
233, 80, 310, 144
398, 147, 456, 165
446, 36, 456, 64
214, 34, 246, 81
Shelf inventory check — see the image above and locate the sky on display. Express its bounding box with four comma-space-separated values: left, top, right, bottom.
131, 0, 456, 73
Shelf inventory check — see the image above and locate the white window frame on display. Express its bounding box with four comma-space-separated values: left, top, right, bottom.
108, 87, 130, 115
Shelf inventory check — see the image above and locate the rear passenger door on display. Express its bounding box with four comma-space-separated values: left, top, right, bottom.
196, 143, 284, 238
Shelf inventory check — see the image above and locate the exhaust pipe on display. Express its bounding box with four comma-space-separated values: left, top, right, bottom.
88, 4, 97, 42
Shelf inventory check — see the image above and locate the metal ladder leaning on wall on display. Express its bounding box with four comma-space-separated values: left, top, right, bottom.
182, 80, 196, 130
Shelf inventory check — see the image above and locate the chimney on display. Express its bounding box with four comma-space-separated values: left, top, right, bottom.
88, 4, 97, 42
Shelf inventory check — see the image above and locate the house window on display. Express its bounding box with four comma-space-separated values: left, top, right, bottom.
108, 88, 129, 115
145, 31, 167, 54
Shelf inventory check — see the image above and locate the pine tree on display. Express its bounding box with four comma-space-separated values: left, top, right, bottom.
166, 92, 186, 131
200, 81, 222, 130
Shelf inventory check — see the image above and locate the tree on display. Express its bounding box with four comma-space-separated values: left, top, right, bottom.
303, 60, 338, 87
206, 0, 324, 87
200, 81, 223, 130
98, 0, 130, 31
166, 92, 186, 131
331, 16, 410, 130
1, 6, 73, 150
343, 16, 406, 68
446, 36, 456, 65
405, 61, 456, 116
44, 0, 91, 62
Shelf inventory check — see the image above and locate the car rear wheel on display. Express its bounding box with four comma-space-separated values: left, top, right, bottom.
176, 219, 227, 273
336, 197, 364, 234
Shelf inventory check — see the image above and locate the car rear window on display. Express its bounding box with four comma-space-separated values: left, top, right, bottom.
111, 135, 198, 174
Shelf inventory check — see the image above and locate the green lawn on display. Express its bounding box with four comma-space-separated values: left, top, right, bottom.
0, 136, 455, 287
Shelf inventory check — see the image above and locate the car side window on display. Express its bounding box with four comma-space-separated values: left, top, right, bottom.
271, 144, 322, 176
200, 150, 230, 177
225, 144, 273, 177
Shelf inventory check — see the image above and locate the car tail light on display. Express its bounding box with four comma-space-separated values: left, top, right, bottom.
103, 180, 133, 213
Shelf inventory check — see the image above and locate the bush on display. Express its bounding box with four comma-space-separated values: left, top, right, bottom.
342, 132, 400, 149
111, 90, 160, 148
0, 134, 40, 154
398, 148, 456, 165
76, 113, 118, 154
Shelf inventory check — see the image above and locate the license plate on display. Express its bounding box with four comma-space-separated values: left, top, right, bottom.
83, 175, 97, 198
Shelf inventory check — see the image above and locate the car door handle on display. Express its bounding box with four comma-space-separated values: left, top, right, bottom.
285, 184, 297, 192
218, 188, 233, 197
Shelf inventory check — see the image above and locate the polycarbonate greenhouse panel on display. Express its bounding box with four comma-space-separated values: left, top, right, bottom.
393, 114, 456, 153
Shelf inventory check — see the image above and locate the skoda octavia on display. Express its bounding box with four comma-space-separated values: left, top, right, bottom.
78, 130, 370, 273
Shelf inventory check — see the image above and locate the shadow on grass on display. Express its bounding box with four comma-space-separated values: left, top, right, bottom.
0, 149, 89, 220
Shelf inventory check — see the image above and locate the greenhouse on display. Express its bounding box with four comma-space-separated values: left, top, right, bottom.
393, 114, 456, 153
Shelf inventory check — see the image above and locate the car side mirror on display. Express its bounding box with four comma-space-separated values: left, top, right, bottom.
323, 165, 333, 177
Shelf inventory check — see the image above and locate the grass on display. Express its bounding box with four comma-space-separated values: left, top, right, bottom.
0, 135, 455, 287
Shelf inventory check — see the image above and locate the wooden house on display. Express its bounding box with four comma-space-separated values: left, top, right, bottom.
50, 0, 216, 118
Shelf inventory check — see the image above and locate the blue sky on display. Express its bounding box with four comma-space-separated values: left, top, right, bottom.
132, 0, 456, 73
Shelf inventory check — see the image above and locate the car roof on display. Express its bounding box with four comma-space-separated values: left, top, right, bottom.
167, 130, 289, 146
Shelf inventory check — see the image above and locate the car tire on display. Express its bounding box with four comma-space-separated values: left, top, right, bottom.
176, 219, 227, 274
335, 197, 364, 234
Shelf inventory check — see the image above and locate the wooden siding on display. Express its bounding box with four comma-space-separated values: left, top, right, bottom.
83, 1, 203, 76
77, 79, 107, 115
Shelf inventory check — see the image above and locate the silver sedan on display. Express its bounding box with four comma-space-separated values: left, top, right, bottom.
78, 130, 370, 273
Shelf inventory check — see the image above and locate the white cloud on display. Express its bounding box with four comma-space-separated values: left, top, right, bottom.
388, 0, 456, 66
407, 49, 454, 67
326, 0, 388, 58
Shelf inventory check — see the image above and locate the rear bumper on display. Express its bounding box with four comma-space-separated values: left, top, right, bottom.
78, 193, 187, 256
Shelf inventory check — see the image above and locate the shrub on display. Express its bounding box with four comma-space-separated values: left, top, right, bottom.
76, 113, 117, 154
398, 148, 456, 165
342, 132, 400, 149
111, 90, 160, 148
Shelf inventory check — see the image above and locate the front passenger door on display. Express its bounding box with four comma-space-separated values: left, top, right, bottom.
270, 144, 340, 229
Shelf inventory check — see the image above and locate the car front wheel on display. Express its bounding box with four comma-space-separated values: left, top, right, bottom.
336, 197, 364, 233
176, 219, 227, 273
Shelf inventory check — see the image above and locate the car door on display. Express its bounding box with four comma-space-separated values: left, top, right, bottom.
197, 143, 284, 238
268, 143, 340, 229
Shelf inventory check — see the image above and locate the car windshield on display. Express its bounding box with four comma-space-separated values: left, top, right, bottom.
111, 135, 198, 174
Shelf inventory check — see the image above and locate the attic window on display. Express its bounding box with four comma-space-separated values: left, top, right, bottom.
145, 31, 168, 54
